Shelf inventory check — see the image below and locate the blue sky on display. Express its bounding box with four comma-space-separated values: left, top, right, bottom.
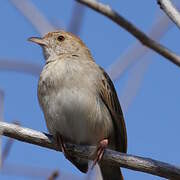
0, 0, 180, 179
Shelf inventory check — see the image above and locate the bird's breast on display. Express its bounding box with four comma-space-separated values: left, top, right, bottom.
38, 60, 113, 145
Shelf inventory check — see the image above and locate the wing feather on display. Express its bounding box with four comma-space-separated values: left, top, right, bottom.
98, 67, 127, 153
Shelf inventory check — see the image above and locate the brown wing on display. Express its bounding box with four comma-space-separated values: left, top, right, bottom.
98, 67, 127, 153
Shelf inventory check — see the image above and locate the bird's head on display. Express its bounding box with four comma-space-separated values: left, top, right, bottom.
28, 31, 92, 62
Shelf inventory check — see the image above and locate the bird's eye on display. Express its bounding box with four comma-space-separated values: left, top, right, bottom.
57, 35, 65, 42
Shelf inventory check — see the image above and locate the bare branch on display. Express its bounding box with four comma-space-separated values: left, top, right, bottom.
77, 0, 180, 67
120, 59, 151, 112
108, 13, 172, 81
68, 2, 85, 35
0, 121, 180, 179
158, 0, 180, 30
10, 0, 56, 35
0, 59, 41, 77
108, 10, 175, 112
2, 138, 14, 165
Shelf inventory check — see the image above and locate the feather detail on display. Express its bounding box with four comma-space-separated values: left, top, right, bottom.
98, 66, 127, 153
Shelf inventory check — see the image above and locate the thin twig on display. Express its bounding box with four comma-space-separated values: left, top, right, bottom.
108, 13, 172, 81
77, 0, 180, 67
108, 9, 176, 112
120, 59, 151, 112
158, 0, 180, 30
48, 170, 59, 180
68, 2, 85, 35
10, 0, 56, 35
0, 121, 180, 179
0, 59, 41, 77
109, 3, 180, 114
1, 121, 20, 166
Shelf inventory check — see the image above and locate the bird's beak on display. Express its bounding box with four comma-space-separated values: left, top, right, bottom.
28, 37, 47, 46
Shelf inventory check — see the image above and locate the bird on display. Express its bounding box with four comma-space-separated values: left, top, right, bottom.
28, 30, 127, 180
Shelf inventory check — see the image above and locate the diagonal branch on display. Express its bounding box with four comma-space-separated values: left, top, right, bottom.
1, 121, 20, 166
0, 121, 180, 179
108, 12, 172, 81
120, 58, 151, 112
10, 0, 56, 35
76, 0, 180, 67
157, 0, 180, 30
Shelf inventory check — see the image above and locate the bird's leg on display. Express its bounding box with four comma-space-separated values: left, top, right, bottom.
56, 133, 88, 173
91, 139, 108, 169
55, 133, 67, 155
55, 133, 75, 161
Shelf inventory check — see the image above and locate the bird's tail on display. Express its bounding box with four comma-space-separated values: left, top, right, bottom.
99, 163, 123, 180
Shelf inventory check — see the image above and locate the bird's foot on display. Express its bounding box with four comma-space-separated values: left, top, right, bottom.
91, 139, 108, 169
